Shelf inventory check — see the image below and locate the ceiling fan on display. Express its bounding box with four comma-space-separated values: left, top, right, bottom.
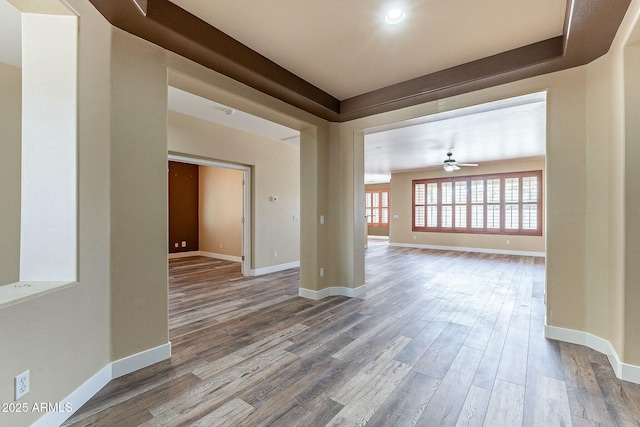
443, 152, 478, 172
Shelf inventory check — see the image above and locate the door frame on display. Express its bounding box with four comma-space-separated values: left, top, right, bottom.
168, 154, 252, 276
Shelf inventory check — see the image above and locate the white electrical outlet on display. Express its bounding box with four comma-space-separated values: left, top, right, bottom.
181, 241, 187, 248
174, 243, 179, 248
320, 267, 324, 277
15, 370, 29, 400
219, 243, 223, 248
273, 250, 278, 258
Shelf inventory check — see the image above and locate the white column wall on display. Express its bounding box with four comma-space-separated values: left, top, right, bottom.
20, 13, 77, 282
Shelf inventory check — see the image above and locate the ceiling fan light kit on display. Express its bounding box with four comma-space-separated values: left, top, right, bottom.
443, 152, 477, 172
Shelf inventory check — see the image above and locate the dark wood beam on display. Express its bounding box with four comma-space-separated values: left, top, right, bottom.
88, 0, 631, 122
339, 37, 564, 120
340, 0, 631, 120
90, 0, 341, 121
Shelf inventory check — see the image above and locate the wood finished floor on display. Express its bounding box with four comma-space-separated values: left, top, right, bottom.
65, 240, 640, 426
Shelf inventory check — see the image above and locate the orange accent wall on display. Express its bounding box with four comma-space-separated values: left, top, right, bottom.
168, 161, 199, 253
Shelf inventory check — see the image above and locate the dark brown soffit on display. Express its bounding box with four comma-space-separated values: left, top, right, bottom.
89, 0, 631, 122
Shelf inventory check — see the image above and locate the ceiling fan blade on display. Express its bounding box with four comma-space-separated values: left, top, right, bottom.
458, 163, 478, 167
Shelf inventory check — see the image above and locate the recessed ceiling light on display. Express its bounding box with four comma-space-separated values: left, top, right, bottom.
385, 8, 406, 25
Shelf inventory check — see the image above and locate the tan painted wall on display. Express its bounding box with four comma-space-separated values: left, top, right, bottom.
199, 166, 244, 257
390, 158, 545, 253
584, 53, 621, 350
0, 1, 112, 425
0, 63, 21, 286
168, 112, 300, 269
110, 28, 169, 360
623, 44, 640, 364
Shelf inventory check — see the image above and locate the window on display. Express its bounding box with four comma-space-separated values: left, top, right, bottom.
412, 171, 542, 235
366, 189, 390, 226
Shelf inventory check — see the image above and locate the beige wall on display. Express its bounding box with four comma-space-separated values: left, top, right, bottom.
199, 166, 244, 257
584, 51, 622, 350
390, 158, 545, 253
110, 27, 169, 360
0, 63, 21, 285
368, 226, 390, 237
623, 44, 640, 364
168, 112, 301, 269
0, 1, 112, 425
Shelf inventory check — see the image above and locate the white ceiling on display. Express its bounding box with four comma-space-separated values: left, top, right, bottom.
168, 87, 301, 145
364, 92, 547, 183
169, 0, 566, 100
168, 89, 546, 184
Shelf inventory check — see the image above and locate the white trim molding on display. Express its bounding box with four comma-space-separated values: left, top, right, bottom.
32, 365, 112, 427
199, 251, 243, 263
168, 153, 252, 277
251, 261, 300, 276
168, 251, 242, 263
112, 342, 172, 379
299, 285, 367, 300
168, 251, 200, 259
169, 253, 298, 277
390, 242, 545, 258
33, 342, 171, 427
546, 324, 640, 384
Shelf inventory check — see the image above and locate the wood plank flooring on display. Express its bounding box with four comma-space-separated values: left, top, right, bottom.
64, 240, 640, 426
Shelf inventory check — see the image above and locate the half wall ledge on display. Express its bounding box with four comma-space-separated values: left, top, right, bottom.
0, 281, 77, 309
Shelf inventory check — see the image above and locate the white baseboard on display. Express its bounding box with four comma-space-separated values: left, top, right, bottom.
199, 251, 243, 263
251, 261, 300, 276
34, 342, 171, 427
32, 364, 112, 427
168, 251, 242, 263
545, 324, 640, 384
168, 251, 200, 259
170, 252, 296, 273
389, 242, 545, 258
299, 284, 367, 300
112, 342, 172, 379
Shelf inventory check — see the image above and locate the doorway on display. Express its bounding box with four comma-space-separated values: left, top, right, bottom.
169, 154, 252, 276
